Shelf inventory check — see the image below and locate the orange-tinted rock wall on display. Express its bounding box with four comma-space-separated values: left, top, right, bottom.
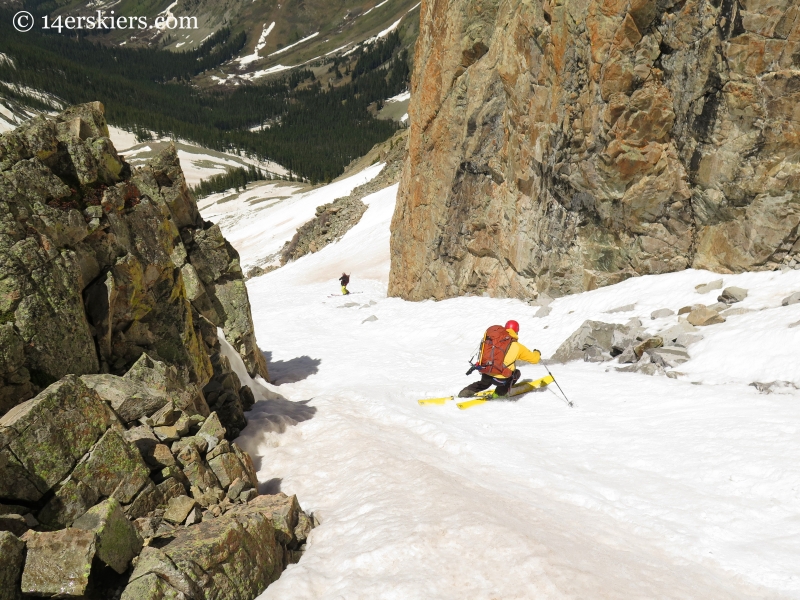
390, 0, 800, 300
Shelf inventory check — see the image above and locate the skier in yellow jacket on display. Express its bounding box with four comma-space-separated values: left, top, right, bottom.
458, 320, 541, 398
339, 272, 350, 295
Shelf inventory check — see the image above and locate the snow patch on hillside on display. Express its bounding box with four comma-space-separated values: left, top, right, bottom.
324, 43, 353, 56
238, 22, 276, 66
0, 102, 33, 133
363, 0, 390, 16
269, 32, 320, 57
248, 64, 292, 80
0, 83, 63, 110
364, 18, 402, 44
105, 131, 289, 186
107, 126, 141, 152
386, 90, 410, 102
201, 162, 384, 269
154, 0, 179, 31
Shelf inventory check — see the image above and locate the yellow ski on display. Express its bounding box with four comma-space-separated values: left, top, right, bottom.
456, 375, 555, 410
418, 375, 555, 409
456, 398, 488, 410
508, 374, 554, 395
417, 396, 454, 406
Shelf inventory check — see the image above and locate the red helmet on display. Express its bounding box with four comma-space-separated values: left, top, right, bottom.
505, 320, 520, 333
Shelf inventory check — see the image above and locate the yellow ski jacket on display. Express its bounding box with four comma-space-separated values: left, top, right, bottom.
495, 329, 541, 378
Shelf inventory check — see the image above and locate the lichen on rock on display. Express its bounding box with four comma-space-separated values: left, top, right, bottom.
0, 102, 268, 420
0, 103, 310, 599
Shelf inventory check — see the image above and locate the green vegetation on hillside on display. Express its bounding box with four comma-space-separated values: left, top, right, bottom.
192, 165, 271, 199
0, 13, 410, 183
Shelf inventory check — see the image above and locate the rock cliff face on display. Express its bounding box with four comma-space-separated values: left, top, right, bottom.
0, 103, 310, 600
390, 0, 800, 300
0, 102, 267, 415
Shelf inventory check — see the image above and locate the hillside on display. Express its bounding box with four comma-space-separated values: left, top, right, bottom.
0, 1, 416, 181
8, 0, 420, 87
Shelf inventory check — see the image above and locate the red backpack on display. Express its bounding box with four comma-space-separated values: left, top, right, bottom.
475, 325, 514, 377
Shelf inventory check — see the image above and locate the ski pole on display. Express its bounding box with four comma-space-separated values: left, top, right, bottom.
543, 363, 573, 408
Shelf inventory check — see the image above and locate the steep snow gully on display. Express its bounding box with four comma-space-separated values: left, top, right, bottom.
199, 166, 800, 599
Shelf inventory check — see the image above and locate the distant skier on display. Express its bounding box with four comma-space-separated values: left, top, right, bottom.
459, 320, 541, 398
339, 272, 350, 295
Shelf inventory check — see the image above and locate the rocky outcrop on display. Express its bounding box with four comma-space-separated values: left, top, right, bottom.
0, 375, 120, 507
121, 494, 305, 600
0, 102, 267, 416
281, 197, 369, 263
390, 0, 800, 301
0, 365, 313, 599
0, 103, 310, 600
72, 498, 143, 574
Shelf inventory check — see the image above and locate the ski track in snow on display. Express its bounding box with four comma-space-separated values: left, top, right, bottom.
201, 175, 800, 598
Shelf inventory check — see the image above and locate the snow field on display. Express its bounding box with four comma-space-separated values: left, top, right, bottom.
204, 162, 385, 269
203, 175, 800, 598
106, 129, 289, 186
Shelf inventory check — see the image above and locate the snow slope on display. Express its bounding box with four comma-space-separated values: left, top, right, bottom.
200, 162, 385, 269
201, 174, 800, 598
106, 128, 289, 186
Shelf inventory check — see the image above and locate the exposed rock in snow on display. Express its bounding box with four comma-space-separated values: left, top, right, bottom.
718, 286, 748, 304
750, 380, 799, 395
647, 346, 691, 368
605, 303, 636, 314
695, 280, 724, 294
634, 336, 663, 359
687, 306, 726, 327
552, 320, 640, 363
657, 320, 698, 344
782, 292, 800, 306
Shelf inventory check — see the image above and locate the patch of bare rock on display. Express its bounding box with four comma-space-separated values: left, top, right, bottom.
551, 280, 762, 377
